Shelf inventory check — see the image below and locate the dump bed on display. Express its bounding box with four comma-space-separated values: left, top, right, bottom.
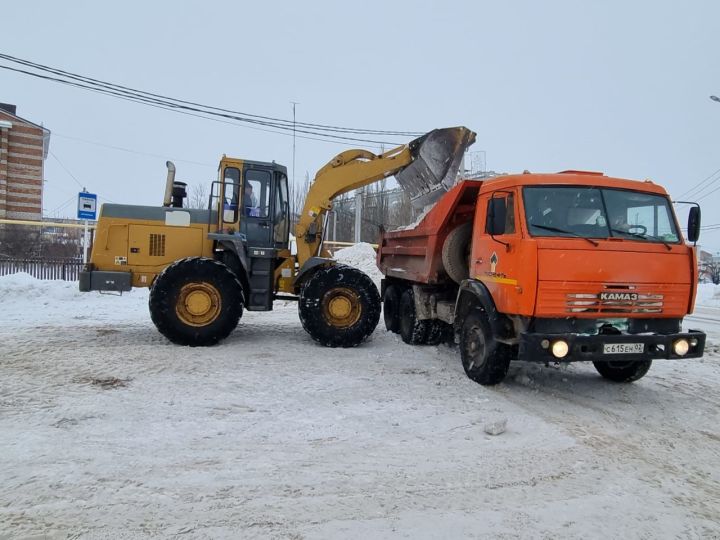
377, 180, 483, 284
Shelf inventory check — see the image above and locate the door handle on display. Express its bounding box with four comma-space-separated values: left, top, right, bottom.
258, 222, 270, 228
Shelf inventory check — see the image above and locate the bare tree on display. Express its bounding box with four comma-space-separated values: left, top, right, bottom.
702, 261, 720, 285
187, 182, 209, 209
289, 171, 312, 230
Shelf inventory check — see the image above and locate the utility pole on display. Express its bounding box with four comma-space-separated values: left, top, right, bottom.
290, 101, 299, 186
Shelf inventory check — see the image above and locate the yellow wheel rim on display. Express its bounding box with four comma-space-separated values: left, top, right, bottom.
176, 282, 222, 327
321, 287, 362, 329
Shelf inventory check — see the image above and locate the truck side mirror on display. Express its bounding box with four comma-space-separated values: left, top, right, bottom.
487, 197, 507, 236
687, 206, 701, 243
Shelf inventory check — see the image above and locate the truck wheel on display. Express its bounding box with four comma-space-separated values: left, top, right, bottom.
383, 284, 401, 333
592, 360, 652, 382
426, 320, 449, 345
149, 257, 243, 346
398, 288, 431, 344
299, 264, 381, 347
460, 309, 510, 385
442, 222, 472, 284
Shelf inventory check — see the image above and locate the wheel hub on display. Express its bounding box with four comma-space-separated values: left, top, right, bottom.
176, 282, 222, 327
321, 287, 361, 329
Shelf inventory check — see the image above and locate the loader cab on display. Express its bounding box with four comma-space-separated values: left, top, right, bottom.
216, 157, 290, 250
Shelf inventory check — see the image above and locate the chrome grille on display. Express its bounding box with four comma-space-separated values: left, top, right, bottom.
566, 286, 663, 314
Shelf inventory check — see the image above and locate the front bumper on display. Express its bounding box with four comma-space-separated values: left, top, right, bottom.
518, 330, 706, 362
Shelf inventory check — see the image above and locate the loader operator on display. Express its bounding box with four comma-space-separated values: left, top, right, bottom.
245, 183, 260, 217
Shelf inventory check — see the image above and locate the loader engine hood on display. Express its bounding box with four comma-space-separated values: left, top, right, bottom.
395, 127, 476, 209
534, 241, 694, 318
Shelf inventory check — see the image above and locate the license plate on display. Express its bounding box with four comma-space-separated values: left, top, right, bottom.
603, 343, 644, 354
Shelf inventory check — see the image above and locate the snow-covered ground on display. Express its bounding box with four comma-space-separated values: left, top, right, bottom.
1, 253, 720, 539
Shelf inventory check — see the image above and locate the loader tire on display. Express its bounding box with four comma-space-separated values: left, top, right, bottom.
149, 257, 243, 346
460, 308, 510, 385
398, 288, 431, 345
383, 284, 402, 333
442, 222, 472, 284
593, 360, 652, 383
299, 264, 380, 348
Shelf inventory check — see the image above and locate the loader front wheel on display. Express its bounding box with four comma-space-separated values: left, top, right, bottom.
149, 257, 243, 346
299, 264, 381, 347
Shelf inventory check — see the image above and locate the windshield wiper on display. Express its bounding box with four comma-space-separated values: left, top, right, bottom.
531, 224, 599, 246
609, 228, 672, 250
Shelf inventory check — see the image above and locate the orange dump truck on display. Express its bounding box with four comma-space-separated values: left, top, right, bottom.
377, 171, 705, 385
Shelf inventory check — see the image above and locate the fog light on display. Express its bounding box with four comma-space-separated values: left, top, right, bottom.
551, 340, 569, 359
673, 339, 689, 356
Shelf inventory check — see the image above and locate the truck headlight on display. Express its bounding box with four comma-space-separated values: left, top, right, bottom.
673, 339, 689, 356
551, 340, 569, 359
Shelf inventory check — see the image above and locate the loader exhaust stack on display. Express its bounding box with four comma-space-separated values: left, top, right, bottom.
395, 127, 476, 209
163, 161, 176, 207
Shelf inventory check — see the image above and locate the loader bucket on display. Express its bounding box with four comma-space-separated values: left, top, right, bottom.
395, 127, 476, 208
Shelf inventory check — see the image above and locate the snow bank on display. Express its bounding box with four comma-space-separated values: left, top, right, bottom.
696, 283, 720, 307
333, 242, 383, 288
0, 272, 148, 326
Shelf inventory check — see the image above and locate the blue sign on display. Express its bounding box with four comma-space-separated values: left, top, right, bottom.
77, 192, 97, 220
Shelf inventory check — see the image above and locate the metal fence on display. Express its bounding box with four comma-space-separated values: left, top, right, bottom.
0, 258, 84, 281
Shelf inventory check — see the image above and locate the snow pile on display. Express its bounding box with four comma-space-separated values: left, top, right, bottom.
0, 272, 148, 326
334, 242, 383, 288
696, 283, 720, 307
394, 204, 433, 231
0, 272, 87, 302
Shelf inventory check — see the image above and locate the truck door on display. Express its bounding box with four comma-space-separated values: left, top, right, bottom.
240, 167, 273, 248
472, 189, 524, 314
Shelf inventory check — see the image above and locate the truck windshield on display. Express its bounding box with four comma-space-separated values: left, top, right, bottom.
523, 186, 680, 243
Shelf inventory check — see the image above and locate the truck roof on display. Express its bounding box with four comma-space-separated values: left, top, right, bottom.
477, 171, 670, 197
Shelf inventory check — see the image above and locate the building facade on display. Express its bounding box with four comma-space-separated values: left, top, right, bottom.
0, 103, 50, 220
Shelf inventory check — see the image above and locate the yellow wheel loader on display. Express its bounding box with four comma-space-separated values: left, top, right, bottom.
79, 127, 476, 347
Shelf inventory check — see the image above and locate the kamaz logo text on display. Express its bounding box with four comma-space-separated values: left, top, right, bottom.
600, 292, 639, 301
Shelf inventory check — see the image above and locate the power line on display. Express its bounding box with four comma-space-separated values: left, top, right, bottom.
676, 167, 720, 200
49, 151, 84, 189
0, 52, 423, 136
54, 133, 215, 166
0, 53, 424, 145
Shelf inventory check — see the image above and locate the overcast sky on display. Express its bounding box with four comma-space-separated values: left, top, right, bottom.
2, 0, 720, 251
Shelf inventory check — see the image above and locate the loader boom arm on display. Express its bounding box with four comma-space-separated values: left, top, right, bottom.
294, 144, 413, 265
294, 126, 476, 266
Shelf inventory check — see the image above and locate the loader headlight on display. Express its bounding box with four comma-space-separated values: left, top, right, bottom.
673, 339, 689, 356
551, 340, 569, 359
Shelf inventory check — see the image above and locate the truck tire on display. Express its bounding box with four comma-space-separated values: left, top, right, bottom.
149, 257, 243, 346
442, 222, 472, 284
383, 284, 401, 333
398, 288, 431, 344
299, 264, 380, 347
460, 309, 511, 385
592, 360, 652, 382
425, 320, 450, 345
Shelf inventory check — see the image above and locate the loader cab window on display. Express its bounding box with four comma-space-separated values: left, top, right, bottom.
244, 169, 271, 218
222, 167, 241, 223
274, 173, 290, 245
